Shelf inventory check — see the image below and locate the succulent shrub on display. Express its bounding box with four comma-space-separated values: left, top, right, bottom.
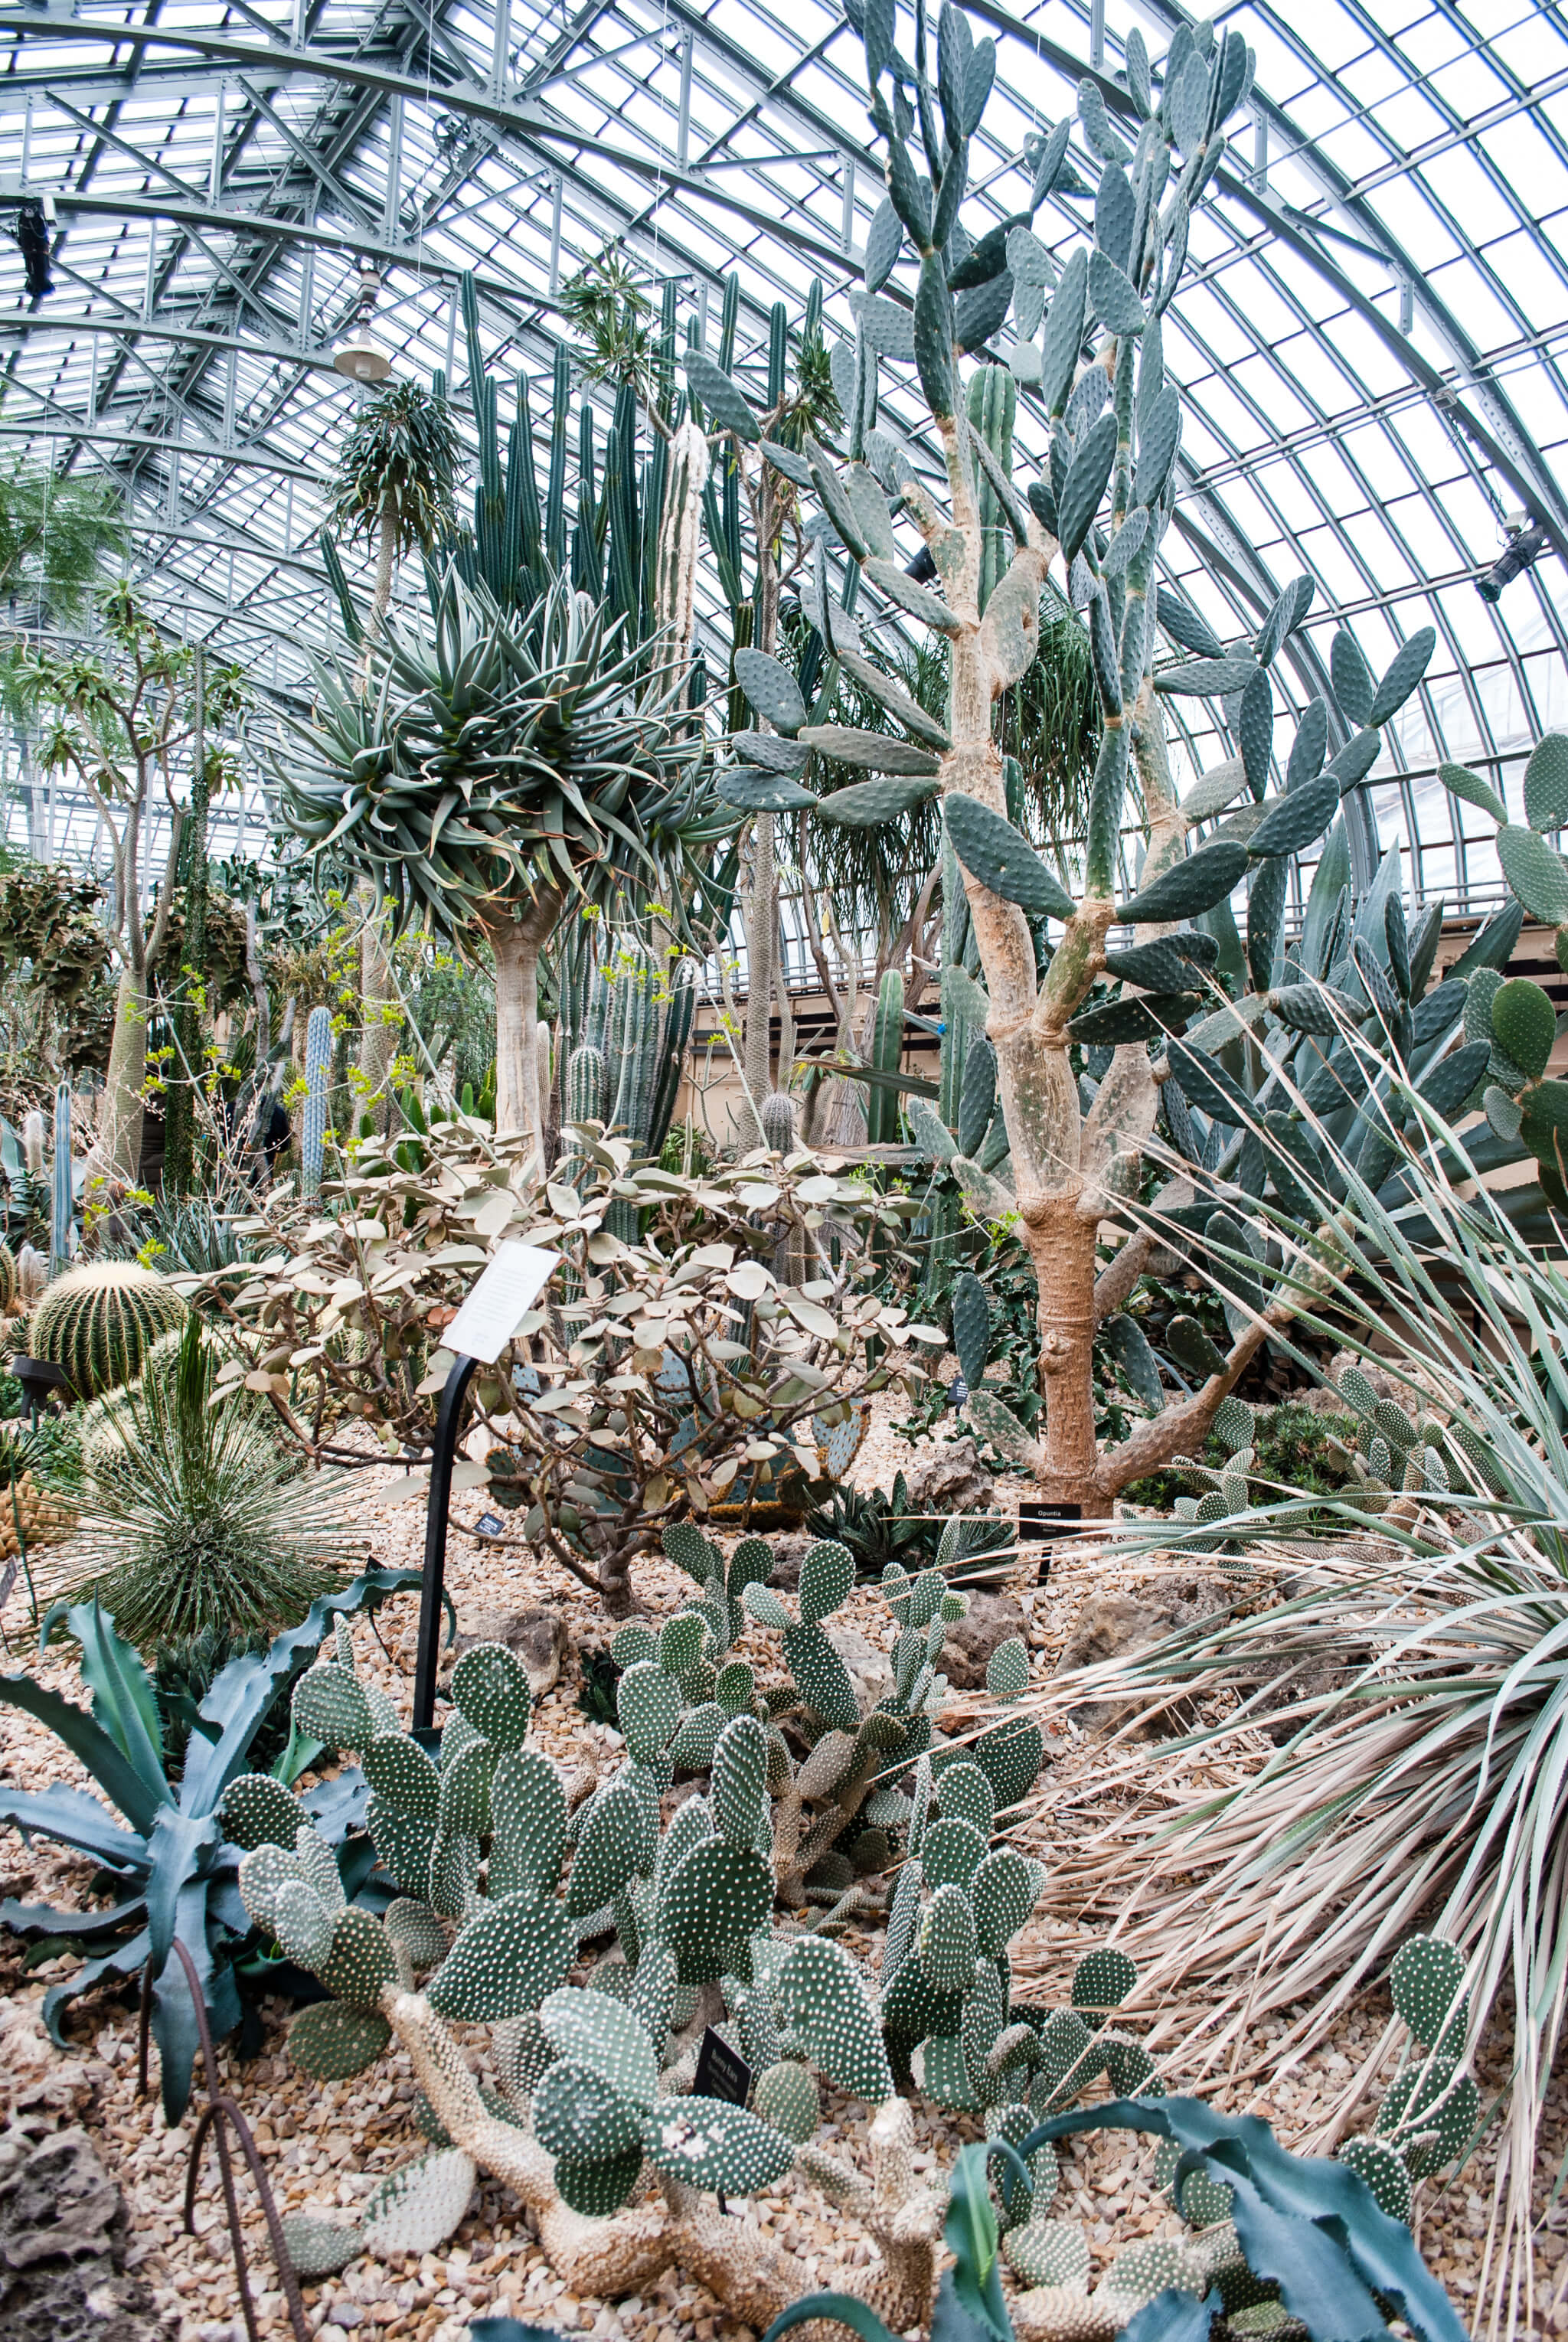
0, 1574, 413, 2118
28, 1258, 187, 1398
283, 566, 727, 1164
201, 1120, 927, 1616
51, 1315, 364, 1646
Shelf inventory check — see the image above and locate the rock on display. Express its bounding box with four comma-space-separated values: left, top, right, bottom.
0, 2124, 165, 2342
767, 1534, 811, 1592
906, 1436, 995, 1516
449, 1604, 567, 1696
825, 1622, 892, 1709
939, 1592, 1027, 1689
1052, 1573, 1234, 1736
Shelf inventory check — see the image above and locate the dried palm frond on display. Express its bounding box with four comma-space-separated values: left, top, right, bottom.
1022, 1065, 1568, 2336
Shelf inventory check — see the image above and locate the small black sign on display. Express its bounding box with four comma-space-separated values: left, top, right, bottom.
1018, 1501, 1081, 1585
693, 2026, 752, 2108
473, 1512, 505, 1538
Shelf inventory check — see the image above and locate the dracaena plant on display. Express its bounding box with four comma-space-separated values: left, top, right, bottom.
0, 1573, 415, 2120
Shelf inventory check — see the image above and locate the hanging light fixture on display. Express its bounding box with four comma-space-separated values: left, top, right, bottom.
334, 265, 390, 381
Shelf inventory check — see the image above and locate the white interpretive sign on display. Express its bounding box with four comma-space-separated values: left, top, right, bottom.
445, 1241, 561, 1364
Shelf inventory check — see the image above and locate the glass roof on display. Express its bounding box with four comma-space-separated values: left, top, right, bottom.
2, 0, 1566, 915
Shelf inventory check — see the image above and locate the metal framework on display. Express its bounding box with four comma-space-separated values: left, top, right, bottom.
0, 0, 1564, 911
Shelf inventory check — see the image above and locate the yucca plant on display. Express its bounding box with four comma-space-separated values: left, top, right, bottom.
283, 567, 725, 1165
51, 1317, 362, 1645
1030, 1050, 1568, 2334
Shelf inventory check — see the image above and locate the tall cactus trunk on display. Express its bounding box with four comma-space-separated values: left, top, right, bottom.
100, 965, 151, 1185
741, 813, 775, 1143
1020, 1199, 1102, 1508
485, 890, 562, 1176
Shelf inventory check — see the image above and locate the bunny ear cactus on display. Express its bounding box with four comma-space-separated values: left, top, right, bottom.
1335, 1934, 1481, 2206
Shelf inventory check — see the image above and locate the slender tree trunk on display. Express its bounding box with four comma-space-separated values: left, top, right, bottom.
485, 890, 562, 1173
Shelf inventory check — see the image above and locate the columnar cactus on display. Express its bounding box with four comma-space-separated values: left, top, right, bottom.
49, 1081, 73, 1276
28, 1259, 188, 1398
301, 1003, 332, 1197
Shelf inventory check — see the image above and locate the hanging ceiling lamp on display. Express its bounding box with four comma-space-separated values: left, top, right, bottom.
334, 266, 391, 382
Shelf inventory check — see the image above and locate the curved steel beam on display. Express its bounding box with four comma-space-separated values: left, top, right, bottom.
0, 18, 859, 274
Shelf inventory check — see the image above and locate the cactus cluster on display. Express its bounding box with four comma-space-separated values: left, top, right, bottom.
28, 1259, 188, 1399
1325, 1366, 1452, 1507
560, 933, 696, 1172
1334, 1935, 1479, 2222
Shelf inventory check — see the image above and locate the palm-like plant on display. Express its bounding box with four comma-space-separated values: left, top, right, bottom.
283, 565, 727, 1160
1031, 1067, 1568, 2333
0, 455, 123, 635
52, 1318, 361, 1645
328, 377, 461, 619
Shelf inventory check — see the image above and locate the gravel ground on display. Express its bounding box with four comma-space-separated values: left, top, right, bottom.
2, 1390, 1563, 2340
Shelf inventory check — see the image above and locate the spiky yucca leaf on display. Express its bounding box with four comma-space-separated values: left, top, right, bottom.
48, 1318, 360, 1645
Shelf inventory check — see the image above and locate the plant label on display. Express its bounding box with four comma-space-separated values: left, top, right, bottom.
446, 1241, 560, 1364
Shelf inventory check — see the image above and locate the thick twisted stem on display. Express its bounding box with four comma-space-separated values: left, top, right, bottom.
379, 1988, 942, 2330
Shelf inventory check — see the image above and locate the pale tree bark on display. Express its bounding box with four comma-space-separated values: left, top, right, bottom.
483, 888, 563, 1175
100, 798, 183, 1184
356, 883, 398, 1106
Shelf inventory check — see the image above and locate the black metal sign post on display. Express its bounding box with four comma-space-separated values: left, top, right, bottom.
407, 1240, 563, 1736
411, 1352, 479, 1734
692, 2028, 753, 2211
1017, 1500, 1083, 1586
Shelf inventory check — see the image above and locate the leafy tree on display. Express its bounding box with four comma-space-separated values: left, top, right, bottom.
16, 590, 247, 1180
0, 454, 123, 633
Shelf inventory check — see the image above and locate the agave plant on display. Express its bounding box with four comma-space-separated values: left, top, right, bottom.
0, 1573, 413, 2118
283, 566, 725, 1163
1030, 1064, 1568, 2331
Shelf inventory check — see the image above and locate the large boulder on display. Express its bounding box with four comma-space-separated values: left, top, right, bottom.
906, 1436, 995, 1516
940, 1592, 1028, 1689
0, 2125, 165, 2342
449, 1604, 567, 1697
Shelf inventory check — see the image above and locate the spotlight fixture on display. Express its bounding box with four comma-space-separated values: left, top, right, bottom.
1478, 516, 1549, 603
14, 200, 52, 300
334, 265, 390, 382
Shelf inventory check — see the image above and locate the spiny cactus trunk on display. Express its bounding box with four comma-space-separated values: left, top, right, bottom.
485, 890, 562, 1174
1021, 1200, 1102, 1508
380, 1985, 939, 2331
742, 813, 776, 1144
100, 965, 151, 1184
357, 884, 398, 1104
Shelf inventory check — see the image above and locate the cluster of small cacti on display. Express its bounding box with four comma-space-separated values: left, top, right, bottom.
0, 1468, 77, 1556
560, 934, 695, 1166
27, 1259, 188, 1400
232, 1612, 910, 2268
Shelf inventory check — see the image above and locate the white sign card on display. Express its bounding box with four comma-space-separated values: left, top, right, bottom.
444, 1241, 561, 1364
